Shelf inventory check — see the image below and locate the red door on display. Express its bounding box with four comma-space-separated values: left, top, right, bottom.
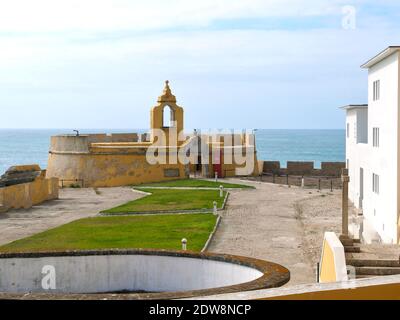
213, 149, 223, 178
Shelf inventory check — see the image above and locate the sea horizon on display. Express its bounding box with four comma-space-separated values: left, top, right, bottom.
0, 128, 345, 174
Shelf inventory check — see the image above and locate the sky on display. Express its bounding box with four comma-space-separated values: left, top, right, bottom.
0, 0, 400, 130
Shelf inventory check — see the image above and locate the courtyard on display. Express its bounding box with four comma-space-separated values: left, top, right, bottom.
0, 179, 342, 287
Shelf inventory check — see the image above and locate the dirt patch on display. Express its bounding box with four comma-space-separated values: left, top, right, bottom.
293, 192, 342, 270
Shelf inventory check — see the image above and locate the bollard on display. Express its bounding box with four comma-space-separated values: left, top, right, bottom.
213, 201, 218, 215
181, 238, 187, 251
330, 180, 333, 192
318, 179, 321, 191
272, 174, 275, 184
215, 172, 218, 182
301, 176, 305, 188
286, 174, 289, 185
219, 185, 224, 198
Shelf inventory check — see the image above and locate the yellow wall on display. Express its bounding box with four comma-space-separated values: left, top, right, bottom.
319, 240, 337, 283
0, 183, 32, 209
263, 282, 400, 300
0, 173, 59, 212
47, 152, 187, 188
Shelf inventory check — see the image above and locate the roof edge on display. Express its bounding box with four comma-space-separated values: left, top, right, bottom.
361, 46, 400, 69
340, 104, 368, 110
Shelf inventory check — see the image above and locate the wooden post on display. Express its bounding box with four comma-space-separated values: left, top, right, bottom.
341, 168, 350, 237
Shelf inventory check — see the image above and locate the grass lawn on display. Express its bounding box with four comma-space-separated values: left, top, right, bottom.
0, 214, 217, 253
102, 188, 227, 214
138, 178, 254, 189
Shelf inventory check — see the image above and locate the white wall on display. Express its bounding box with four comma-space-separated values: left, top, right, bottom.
346, 51, 400, 244
0, 254, 263, 294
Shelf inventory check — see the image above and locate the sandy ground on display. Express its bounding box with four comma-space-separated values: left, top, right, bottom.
208, 179, 342, 287
0, 187, 143, 246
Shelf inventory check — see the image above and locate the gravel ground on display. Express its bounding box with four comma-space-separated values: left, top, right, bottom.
293, 192, 342, 271
208, 179, 342, 286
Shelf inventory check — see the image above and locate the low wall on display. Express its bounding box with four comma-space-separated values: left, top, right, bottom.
261, 161, 345, 177
0, 171, 58, 212
319, 232, 348, 283
191, 275, 400, 300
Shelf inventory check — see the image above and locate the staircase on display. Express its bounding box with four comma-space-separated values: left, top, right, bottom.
341, 236, 400, 279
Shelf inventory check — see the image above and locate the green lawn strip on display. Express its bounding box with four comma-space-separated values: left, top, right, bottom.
102, 188, 227, 214
0, 214, 217, 253
136, 179, 254, 189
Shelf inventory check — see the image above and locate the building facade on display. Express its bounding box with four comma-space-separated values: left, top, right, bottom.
343, 46, 400, 244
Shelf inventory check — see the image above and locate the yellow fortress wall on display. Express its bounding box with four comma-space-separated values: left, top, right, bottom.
46, 81, 259, 187
0, 165, 59, 212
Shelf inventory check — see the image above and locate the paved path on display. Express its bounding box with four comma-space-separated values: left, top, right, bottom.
208, 179, 338, 286
0, 187, 142, 246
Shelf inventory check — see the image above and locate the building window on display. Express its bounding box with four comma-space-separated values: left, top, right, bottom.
373, 127, 380, 147
372, 173, 380, 194
346, 123, 350, 138
373, 80, 380, 101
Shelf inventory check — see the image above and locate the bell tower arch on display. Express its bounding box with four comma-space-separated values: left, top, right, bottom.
150, 81, 184, 145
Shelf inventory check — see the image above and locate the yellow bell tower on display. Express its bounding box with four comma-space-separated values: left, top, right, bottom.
150, 81, 184, 146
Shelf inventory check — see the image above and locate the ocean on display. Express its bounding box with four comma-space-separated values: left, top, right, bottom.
0, 129, 345, 174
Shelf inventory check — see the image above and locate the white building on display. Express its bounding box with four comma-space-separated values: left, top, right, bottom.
343, 46, 400, 244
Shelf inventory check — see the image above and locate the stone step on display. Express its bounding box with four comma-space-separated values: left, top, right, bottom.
0, 205, 7, 213
341, 238, 360, 246
355, 275, 375, 279
347, 259, 400, 268
344, 245, 361, 253
355, 267, 400, 276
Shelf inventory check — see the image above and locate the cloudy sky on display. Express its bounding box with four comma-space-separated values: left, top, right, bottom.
1, 0, 399, 130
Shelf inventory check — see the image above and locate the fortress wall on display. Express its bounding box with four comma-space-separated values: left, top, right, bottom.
50, 136, 91, 153
46, 152, 187, 187
260, 160, 346, 177
0, 175, 59, 212
0, 183, 32, 210
320, 162, 346, 176
262, 161, 281, 174
50, 134, 141, 153
287, 161, 314, 175
110, 133, 139, 142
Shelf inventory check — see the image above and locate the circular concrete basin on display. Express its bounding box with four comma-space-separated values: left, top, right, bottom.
0, 249, 290, 299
